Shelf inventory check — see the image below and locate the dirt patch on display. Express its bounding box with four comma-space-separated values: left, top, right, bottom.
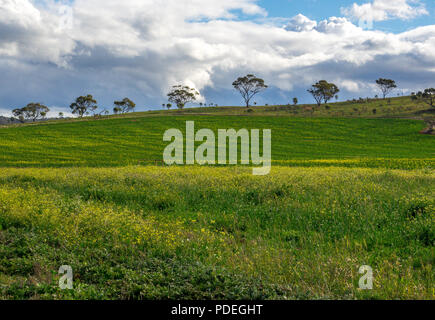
420, 128, 435, 135
420, 121, 435, 135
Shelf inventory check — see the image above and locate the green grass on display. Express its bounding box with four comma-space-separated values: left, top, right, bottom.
0, 166, 434, 299
0, 98, 433, 300
147, 96, 434, 119
44, 95, 428, 119
0, 116, 433, 168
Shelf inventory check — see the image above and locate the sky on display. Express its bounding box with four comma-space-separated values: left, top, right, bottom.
0, 0, 434, 116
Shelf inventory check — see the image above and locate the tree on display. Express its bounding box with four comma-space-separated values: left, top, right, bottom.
308, 80, 340, 106
308, 84, 325, 107
114, 98, 136, 114
293, 97, 298, 105
113, 106, 122, 114
412, 89, 435, 108
95, 108, 109, 118
12, 109, 25, 123
12, 103, 50, 122
167, 85, 200, 109
58, 112, 64, 118
376, 78, 397, 99
166, 103, 172, 110
232, 74, 268, 108
70, 95, 98, 118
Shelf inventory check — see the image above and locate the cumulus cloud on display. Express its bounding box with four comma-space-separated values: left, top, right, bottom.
0, 0, 76, 66
342, 0, 428, 22
0, 0, 434, 112
285, 14, 317, 32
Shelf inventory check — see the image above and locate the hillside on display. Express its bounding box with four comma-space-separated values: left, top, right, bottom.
0, 116, 433, 168
1, 96, 434, 128
0, 96, 434, 300
143, 96, 435, 119
0, 96, 433, 169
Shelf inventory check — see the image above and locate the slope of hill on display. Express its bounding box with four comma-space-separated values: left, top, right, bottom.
1, 96, 433, 128
0, 116, 433, 168
143, 96, 434, 119
0, 96, 433, 300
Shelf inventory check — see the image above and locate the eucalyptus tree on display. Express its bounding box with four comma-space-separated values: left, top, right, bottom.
12, 103, 50, 122
232, 74, 268, 108
70, 95, 98, 117
167, 85, 200, 109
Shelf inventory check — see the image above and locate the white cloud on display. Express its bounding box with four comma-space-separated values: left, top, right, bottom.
342, 0, 428, 22
0, 0, 76, 67
0, 108, 13, 117
339, 80, 361, 92
0, 1, 434, 110
285, 14, 317, 32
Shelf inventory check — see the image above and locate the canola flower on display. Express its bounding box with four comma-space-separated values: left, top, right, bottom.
0, 165, 433, 299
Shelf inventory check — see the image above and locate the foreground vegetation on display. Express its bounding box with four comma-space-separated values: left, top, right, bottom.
0, 166, 433, 299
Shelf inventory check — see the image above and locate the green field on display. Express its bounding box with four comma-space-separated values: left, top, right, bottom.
0, 116, 433, 168
0, 99, 434, 300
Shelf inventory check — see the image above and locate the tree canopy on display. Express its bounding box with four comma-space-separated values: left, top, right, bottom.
412, 88, 435, 108
114, 98, 136, 114
12, 103, 50, 122
167, 85, 200, 109
232, 74, 268, 107
308, 80, 340, 106
70, 95, 98, 118
376, 78, 397, 99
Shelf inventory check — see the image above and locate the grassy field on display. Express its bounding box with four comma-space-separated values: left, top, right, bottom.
0, 116, 433, 168
145, 96, 434, 118
0, 98, 434, 300
0, 166, 433, 299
